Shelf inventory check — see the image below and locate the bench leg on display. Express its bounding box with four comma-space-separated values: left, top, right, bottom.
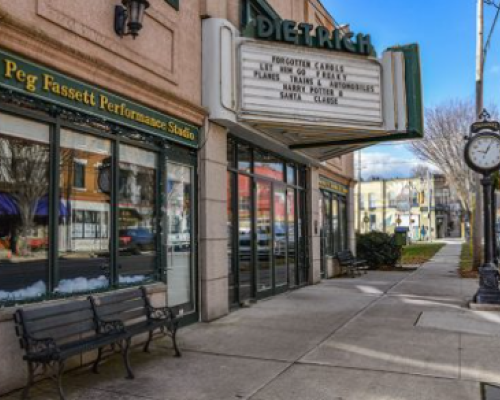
143, 331, 153, 353
120, 339, 135, 380
171, 326, 181, 358
92, 348, 103, 374
21, 362, 35, 400
54, 361, 66, 400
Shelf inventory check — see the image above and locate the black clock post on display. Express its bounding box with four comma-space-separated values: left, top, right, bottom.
466, 113, 500, 304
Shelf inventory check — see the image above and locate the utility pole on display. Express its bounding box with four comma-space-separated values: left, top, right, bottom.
473, 0, 484, 269
357, 151, 362, 232
427, 169, 433, 242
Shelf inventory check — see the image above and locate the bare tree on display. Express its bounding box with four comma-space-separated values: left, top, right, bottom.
0, 136, 50, 255
410, 99, 496, 268
411, 164, 431, 180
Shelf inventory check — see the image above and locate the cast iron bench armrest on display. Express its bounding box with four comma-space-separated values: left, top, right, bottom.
147, 305, 173, 319
95, 317, 127, 335
25, 335, 61, 359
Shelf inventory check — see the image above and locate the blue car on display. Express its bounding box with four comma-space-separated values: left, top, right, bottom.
119, 228, 155, 254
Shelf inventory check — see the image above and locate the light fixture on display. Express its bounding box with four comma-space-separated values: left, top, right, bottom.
115, 0, 150, 39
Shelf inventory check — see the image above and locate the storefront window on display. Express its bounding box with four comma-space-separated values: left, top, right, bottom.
58, 129, 112, 294
286, 164, 296, 185
166, 162, 194, 312
238, 175, 253, 301
118, 144, 158, 285
238, 143, 252, 173
287, 189, 296, 286
0, 113, 50, 302
323, 191, 332, 255
332, 195, 340, 253
321, 186, 349, 257
340, 198, 348, 250
254, 150, 284, 181
228, 136, 307, 299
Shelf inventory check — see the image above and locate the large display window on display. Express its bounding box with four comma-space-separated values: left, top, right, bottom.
0, 103, 197, 310
227, 136, 308, 305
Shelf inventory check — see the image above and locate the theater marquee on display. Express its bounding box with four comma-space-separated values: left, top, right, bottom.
240, 42, 383, 126
203, 18, 423, 160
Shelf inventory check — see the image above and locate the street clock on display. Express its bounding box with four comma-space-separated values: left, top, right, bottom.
464, 131, 500, 173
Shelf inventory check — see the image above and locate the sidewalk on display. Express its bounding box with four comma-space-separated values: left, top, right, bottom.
4, 242, 498, 400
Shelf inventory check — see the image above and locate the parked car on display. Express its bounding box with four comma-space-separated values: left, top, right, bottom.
119, 228, 155, 254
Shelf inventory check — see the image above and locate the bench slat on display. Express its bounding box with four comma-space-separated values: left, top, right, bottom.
97, 298, 145, 318
22, 300, 92, 322
120, 308, 148, 323
96, 289, 143, 306
27, 309, 94, 334
32, 319, 96, 342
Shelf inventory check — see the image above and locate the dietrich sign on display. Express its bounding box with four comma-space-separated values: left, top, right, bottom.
253, 16, 373, 56
240, 42, 382, 126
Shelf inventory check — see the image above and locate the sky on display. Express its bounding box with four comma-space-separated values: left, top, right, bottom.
322, 0, 500, 179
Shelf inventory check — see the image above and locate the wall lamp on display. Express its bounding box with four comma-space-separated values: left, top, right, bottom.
115, 0, 150, 39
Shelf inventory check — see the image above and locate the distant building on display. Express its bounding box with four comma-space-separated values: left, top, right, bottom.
354, 175, 463, 240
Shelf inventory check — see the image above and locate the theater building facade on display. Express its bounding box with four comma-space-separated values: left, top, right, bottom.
0, 0, 422, 395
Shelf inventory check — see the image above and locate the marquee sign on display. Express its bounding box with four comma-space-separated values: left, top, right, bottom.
202, 18, 423, 161
0, 50, 199, 148
240, 42, 382, 126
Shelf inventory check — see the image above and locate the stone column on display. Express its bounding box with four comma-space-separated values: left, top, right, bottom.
199, 122, 229, 321
308, 167, 322, 284
348, 182, 357, 255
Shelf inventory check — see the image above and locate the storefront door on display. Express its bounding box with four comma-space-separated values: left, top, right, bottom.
166, 161, 196, 321
255, 180, 289, 298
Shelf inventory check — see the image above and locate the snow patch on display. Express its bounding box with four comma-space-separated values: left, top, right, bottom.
119, 275, 148, 284
0, 281, 46, 301
55, 276, 109, 294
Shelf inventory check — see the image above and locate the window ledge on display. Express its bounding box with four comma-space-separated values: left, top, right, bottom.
0, 282, 166, 322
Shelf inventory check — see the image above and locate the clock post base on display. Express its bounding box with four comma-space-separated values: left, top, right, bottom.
474, 263, 500, 304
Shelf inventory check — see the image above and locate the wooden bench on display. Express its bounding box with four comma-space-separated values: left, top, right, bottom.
336, 250, 368, 277
89, 286, 181, 371
14, 299, 132, 400
14, 287, 181, 400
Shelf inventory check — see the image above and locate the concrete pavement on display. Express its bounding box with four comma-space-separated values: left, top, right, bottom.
3, 242, 499, 400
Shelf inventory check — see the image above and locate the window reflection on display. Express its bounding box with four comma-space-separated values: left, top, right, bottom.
118, 144, 157, 285
256, 181, 272, 292
0, 114, 50, 302
238, 175, 252, 301
166, 163, 193, 310
58, 129, 111, 294
274, 187, 287, 287
238, 144, 252, 173
254, 151, 284, 181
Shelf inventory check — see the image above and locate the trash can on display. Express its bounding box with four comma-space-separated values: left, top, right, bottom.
394, 227, 409, 246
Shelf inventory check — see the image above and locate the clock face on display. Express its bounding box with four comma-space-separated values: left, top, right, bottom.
467, 134, 500, 171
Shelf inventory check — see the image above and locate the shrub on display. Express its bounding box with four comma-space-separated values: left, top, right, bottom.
356, 231, 400, 269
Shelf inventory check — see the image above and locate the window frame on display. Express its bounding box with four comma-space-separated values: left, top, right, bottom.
0, 91, 193, 306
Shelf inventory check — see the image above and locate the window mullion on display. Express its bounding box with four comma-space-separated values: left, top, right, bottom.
110, 139, 120, 287
48, 117, 61, 293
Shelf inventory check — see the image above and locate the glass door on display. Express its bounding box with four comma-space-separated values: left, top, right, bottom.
255, 180, 273, 295
166, 161, 195, 317
274, 185, 288, 292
